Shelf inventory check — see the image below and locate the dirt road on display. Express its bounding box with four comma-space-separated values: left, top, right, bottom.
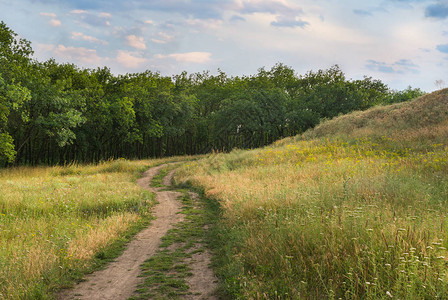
59, 163, 217, 300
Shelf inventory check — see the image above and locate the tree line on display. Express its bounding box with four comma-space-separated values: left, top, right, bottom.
0, 21, 425, 166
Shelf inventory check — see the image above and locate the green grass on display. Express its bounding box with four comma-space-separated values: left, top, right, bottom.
150, 163, 179, 188
176, 89, 448, 299
131, 179, 219, 299
0, 157, 182, 300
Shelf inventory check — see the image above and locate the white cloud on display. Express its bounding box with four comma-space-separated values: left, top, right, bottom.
71, 32, 108, 45
116, 50, 148, 68
70, 9, 88, 14
126, 35, 146, 50
54, 45, 103, 64
185, 18, 223, 30
98, 12, 112, 18
49, 19, 61, 27
155, 52, 212, 64
70, 10, 111, 27
151, 32, 174, 44
39, 11, 61, 27
36, 43, 56, 52
6, 0, 448, 91
39, 12, 57, 18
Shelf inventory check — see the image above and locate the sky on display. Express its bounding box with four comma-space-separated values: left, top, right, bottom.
1, 0, 448, 91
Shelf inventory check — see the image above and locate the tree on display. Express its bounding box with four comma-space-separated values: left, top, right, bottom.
0, 21, 33, 83
1, 21, 420, 166
384, 86, 425, 104
0, 74, 30, 164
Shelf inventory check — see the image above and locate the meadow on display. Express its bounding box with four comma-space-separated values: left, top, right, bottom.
176, 88, 448, 299
0, 158, 180, 299
1, 87, 446, 299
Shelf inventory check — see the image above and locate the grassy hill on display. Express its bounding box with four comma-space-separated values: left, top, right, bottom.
176, 88, 448, 299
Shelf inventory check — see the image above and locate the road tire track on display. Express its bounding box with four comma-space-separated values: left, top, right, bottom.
59, 164, 183, 300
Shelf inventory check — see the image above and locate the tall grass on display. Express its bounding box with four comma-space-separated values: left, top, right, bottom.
176, 89, 448, 298
0, 158, 178, 299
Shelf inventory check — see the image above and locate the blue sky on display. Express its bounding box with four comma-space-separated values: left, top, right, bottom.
1, 0, 448, 91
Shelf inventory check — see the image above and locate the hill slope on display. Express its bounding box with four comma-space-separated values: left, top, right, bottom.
176, 88, 448, 299
303, 87, 448, 145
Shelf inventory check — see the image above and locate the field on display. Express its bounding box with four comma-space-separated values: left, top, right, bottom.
0, 158, 180, 299
1, 88, 447, 299
176, 88, 448, 298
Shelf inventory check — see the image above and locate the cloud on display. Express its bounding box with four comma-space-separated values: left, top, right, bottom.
54, 44, 103, 64
49, 19, 61, 26
155, 52, 212, 64
29, 0, 231, 18
126, 35, 146, 50
70, 10, 111, 27
39, 12, 57, 18
70, 9, 88, 14
386, 0, 427, 9
230, 15, 246, 22
123, 0, 306, 24
144, 20, 154, 25
353, 9, 373, 16
151, 32, 174, 44
425, 3, 448, 19
125, 0, 234, 19
33, 0, 300, 22
437, 44, 448, 53
240, 0, 302, 16
366, 59, 419, 74
98, 12, 112, 18
237, 1, 308, 28
36, 43, 56, 52
71, 32, 108, 45
39, 11, 61, 26
271, 16, 308, 28
116, 50, 147, 68
184, 18, 223, 30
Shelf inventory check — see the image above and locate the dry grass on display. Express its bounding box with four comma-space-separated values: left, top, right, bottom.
176, 89, 448, 298
0, 157, 185, 299
67, 213, 139, 262
303, 88, 448, 143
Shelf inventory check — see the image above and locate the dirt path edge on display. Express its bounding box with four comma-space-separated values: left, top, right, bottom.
58, 164, 183, 300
